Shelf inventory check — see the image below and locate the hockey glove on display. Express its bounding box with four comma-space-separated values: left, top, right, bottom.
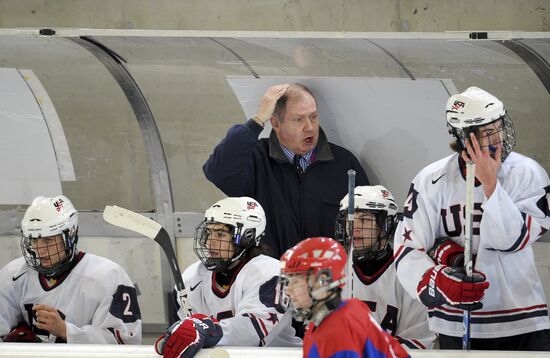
186, 314, 223, 348
155, 314, 223, 358
428, 237, 465, 267
3, 324, 41, 343
417, 265, 489, 311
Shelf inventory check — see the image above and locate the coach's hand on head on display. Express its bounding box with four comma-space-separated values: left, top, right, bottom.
33, 304, 67, 339
253, 84, 290, 126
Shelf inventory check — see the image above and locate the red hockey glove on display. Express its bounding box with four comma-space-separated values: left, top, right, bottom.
3, 324, 41, 343
428, 237, 465, 267
417, 265, 489, 311
155, 314, 223, 358
187, 314, 222, 348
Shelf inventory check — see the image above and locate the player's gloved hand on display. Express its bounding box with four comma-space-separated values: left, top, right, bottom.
417, 265, 489, 311
428, 237, 465, 267
154, 314, 223, 358
3, 324, 41, 342
187, 314, 223, 348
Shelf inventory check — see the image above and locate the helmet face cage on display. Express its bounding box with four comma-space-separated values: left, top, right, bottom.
279, 237, 346, 321
20, 196, 79, 276
449, 114, 515, 162
277, 273, 310, 322
279, 268, 336, 322
193, 220, 257, 272
334, 210, 350, 251
352, 210, 391, 262
194, 197, 265, 272
21, 229, 78, 276
335, 209, 395, 263
336, 186, 398, 260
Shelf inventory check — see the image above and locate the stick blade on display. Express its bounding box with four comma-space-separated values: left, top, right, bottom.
103, 205, 161, 239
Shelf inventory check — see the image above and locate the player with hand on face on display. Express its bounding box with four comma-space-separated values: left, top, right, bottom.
394, 87, 550, 350
156, 197, 300, 358
279, 237, 409, 358
0, 195, 142, 344
335, 185, 435, 349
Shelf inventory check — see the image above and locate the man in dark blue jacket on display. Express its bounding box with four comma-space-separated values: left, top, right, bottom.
203, 83, 369, 258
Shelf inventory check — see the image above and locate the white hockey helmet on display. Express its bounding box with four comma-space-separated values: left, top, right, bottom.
446, 87, 516, 161
194, 197, 266, 271
21, 195, 79, 276
335, 185, 398, 262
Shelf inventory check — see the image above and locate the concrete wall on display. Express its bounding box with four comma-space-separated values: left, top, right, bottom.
0, 0, 548, 32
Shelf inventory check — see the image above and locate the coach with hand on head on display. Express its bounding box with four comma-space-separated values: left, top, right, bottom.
203, 83, 369, 258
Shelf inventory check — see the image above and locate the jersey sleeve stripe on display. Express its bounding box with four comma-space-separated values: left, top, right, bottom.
518, 215, 533, 251
107, 328, 125, 344
251, 313, 269, 337
394, 246, 414, 270
431, 303, 547, 315
429, 304, 548, 324
115, 329, 125, 345
242, 313, 266, 346
498, 212, 530, 252
397, 337, 426, 349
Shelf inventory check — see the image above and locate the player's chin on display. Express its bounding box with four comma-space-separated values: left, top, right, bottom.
40, 260, 53, 267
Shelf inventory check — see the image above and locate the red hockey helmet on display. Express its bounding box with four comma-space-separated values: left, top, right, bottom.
280, 237, 347, 288
279, 237, 347, 323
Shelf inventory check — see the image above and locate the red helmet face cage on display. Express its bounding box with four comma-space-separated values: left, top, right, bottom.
279, 237, 347, 322
280, 237, 346, 288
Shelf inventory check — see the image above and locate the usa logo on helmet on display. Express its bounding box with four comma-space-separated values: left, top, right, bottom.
53, 198, 65, 212
451, 100, 465, 111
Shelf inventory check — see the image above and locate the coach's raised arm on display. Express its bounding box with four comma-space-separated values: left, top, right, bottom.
203, 83, 369, 258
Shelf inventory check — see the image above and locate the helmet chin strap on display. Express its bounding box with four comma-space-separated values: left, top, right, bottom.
307, 291, 342, 327
304, 277, 344, 326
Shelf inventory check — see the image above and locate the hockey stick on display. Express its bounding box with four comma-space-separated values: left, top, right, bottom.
103, 205, 192, 318
462, 161, 475, 350
346, 170, 356, 298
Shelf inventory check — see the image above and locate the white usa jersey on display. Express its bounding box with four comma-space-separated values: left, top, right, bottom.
394, 152, 550, 338
343, 259, 435, 349
179, 255, 301, 347
0, 253, 142, 344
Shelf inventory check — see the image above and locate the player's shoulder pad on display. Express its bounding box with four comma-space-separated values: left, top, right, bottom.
502, 152, 549, 183
242, 255, 281, 279
80, 253, 133, 282
182, 260, 203, 282
0, 257, 29, 280
414, 154, 455, 181
412, 154, 456, 189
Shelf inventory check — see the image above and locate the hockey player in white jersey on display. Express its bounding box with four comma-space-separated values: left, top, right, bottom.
394, 87, 550, 350
335, 185, 435, 349
157, 197, 300, 358
0, 195, 142, 344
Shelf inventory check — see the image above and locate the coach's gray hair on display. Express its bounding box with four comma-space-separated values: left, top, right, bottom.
273, 83, 317, 121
